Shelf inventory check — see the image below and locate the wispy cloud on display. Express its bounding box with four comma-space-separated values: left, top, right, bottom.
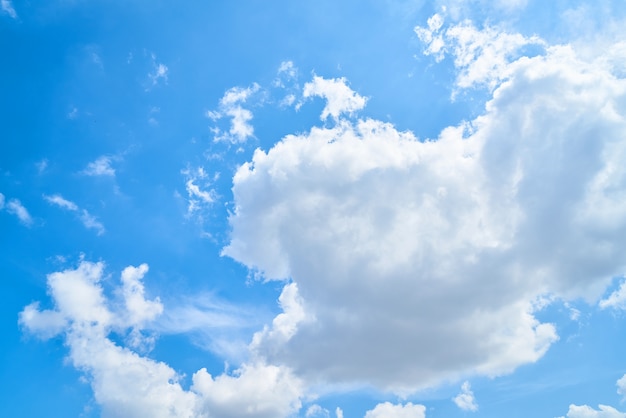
181, 166, 217, 222
1, 0, 17, 19
82, 156, 116, 177
44, 194, 105, 235
147, 54, 168, 89
2, 195, 33, 226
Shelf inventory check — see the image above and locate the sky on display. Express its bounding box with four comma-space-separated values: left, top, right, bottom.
2, 0, 626, 417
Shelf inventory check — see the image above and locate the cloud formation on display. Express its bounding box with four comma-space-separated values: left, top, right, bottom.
82, 156, 116, 177
363, 402, 426, 418
224, 20, 626, 393
208, 83, 260, 143
2, 194, 33, 226
302, 76, 367, 121
20, 261, 304, 418
453, 381, 478, 411
44, 194, 105, 235
1, 0, 17, 19
562, 404, 626, 418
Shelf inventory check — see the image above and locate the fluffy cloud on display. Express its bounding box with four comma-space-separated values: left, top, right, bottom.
453, 381, 478, 411
82, 156, 116, 176
19, 261, 304, 418
302, 76, 367, 121
416, 14, 545, 92
44, 194, 105, 235
208, 84, 260, 143
563, 404, 626, 418
224, 21, 626, 392
363, 402, 426, 418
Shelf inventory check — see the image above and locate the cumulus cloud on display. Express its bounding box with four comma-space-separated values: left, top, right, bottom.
82, 156, 116, 176
562, 404, 626, 418
363, 402, 426, 418
224, 21, 626, 392
5, 197, 33, 226
44, 194, 105, 235
208, 83, 260, 143
302, 76, 367, 121
453, 381, 478, 411
20, 261, 304, 418
415, 14, 545, 92
1, 0, 17, 19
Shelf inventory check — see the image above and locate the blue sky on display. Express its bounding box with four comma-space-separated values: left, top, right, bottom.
3, 0, 626, 417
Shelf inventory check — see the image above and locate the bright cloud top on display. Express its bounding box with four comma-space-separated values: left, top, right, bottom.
302, 75, 367, 121
224, 18, 626, 392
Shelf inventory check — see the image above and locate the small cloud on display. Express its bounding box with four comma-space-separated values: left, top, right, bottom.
44, 194, 105, 235
67, 107, 79, 119
208, 83, 260, 143
5, 198, 33, 226
453, 381, 478, 412
181, 167, 217, 221
82, 156, 115, 177
302, 75, 367, 121
599, 278, 626, 310
147, 54, 168, 89
36, 159, 48, 174
305, 404, 330, 418
1, 0, 17, 19
0, 192, 4, 209
364, 402, 426, 418
44, 194, 78, 211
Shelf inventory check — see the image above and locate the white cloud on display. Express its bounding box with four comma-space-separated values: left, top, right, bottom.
20, 261, 304, 418
453, 381, 478, 411
564, 404, 626, 418
306, 404, 330, 417
1, 0, 17, 19
148, 54, 169, 88
181, 167, 217, 221
224, 24, 626, 392
302, 76, 367, 121
0, 192, 4, 209
44, 194, 79, 211
415, 15, 545, 92
6, 198, 33, 226
44, 194, 105, 235
208, 84, 260, 143
363, 402, 426, 418
599, 278, 626, 309
82, 156, 116, 176
192, 362, 303, 418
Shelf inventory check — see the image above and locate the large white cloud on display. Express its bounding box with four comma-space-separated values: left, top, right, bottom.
224, 19, 626, 392
19, 261, 304, 418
